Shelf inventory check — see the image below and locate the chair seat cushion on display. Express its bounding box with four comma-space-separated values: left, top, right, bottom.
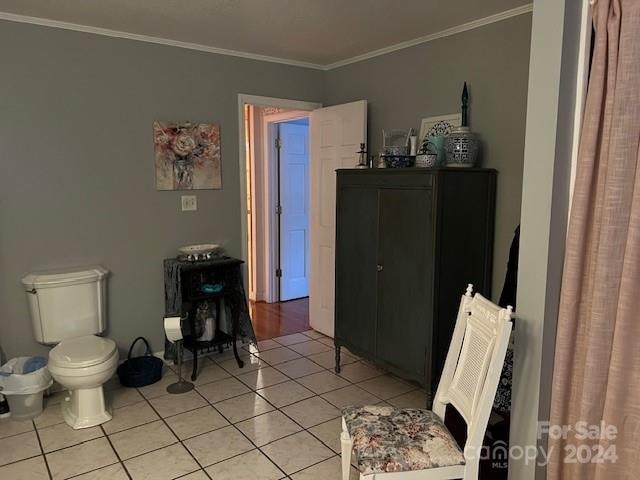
342, 406, 465, 475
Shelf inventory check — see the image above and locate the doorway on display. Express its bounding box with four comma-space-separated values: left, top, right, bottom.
240, 97, 318, 306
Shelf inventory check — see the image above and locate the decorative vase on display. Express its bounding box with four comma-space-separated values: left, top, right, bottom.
444, 126, 480, 167
416, 153, 438, 168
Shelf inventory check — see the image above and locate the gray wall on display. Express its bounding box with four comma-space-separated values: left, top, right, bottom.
0, 15, 531, 360
0, 21, 323, 359
324, 13, 532, 298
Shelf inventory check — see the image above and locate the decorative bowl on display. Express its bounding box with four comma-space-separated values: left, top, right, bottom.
383, 155, 415, 168
178, 244, 220, 257
444, 127, 480, 167
415, 153, 438, 168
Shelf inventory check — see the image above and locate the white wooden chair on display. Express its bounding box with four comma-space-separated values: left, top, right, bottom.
340, 284, 513, 480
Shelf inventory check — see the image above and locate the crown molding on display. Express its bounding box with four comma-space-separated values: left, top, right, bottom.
0, 4, 533, 71
0, 11, 325, 70
324, 4, 534, 70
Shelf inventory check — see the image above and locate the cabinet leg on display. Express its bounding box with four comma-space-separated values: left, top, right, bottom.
190, 352, 198, 381
335, 346, 341, 374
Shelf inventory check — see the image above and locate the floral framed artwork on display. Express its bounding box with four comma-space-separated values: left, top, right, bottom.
153, 121, 222, 190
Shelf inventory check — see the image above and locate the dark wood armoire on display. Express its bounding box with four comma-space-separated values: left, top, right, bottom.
334, 168, 497, 395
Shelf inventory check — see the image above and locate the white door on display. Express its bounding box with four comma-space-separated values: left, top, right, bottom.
309, 100, 367, 337
278, 120, 310, 301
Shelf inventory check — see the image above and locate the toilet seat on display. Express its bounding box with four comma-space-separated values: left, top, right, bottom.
49, 335, 117, 368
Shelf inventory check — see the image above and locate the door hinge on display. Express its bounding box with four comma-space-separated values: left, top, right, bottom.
276, 268, 282, 278
275, 137, 282, 149
276, 205, 282, 215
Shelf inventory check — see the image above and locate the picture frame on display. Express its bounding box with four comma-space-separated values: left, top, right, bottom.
418, 113, 462, 165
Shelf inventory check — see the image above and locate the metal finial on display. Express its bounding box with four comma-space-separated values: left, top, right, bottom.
461, 82, 469, 127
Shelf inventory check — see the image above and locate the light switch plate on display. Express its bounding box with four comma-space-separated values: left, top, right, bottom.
181, 195, 197, 211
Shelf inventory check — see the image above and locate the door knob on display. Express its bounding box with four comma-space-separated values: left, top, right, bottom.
376, 264, 384, 272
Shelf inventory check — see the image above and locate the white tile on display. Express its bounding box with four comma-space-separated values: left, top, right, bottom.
261, 431, 334, 475
217, 355, 264, 375
287, 340, 332, 356
236, 410, 302, 446
46, 437, 117, 480
38, 422, 103, 453
148, 390, 207, 418
109, 420, 177, 460
106, 387, 144, 409
296, 370, 351, 394
306, 350, 358, 369
274, 358, 324, 378
164, 406, 228, 440
196, 376, 251, 403
209, 345, 252, 363
335, 361, 385, 383
256, 380, 314, 408
0, 418, 34, 439
291, 455, 359, 480
0, 455, 49, 480
179, 471, 210, 480
0, 430, 41, 466
189, 363, 231, 386
236, 366, 290, 390
257, 347, 302, 365
72, 462, 129, 479
184, 425, 253, 467
124, 443, 199, 480
280, 396, 340, 428
34, 402, 65, 429
205, 449, 284, 480
301, 329, 327, 340
386, 389, 428, 409
137, 373, 179, 400
321, 385, 381, 408
214, 393, 275, 423
273, 333, 310, 346
315, 336, 336, 347
308, 417, 342, 453
244, 339, 281, 352
356, 375, 417, 400
102, 401, 160, 434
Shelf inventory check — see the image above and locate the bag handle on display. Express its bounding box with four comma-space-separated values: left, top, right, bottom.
127, 337, 152, 361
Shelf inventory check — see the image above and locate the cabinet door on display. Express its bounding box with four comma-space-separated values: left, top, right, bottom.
376, 187, 433, 378
335, 184, 378, 354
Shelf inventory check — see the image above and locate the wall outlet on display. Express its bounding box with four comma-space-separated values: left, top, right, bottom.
181, 195, 197, 211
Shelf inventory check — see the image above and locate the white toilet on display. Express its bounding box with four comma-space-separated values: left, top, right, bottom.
22, 266, 118, 429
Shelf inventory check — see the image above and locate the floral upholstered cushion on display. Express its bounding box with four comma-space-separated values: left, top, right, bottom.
342, 406, 465, 475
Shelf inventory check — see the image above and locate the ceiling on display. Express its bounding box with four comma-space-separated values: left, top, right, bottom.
0, 0, 531, 68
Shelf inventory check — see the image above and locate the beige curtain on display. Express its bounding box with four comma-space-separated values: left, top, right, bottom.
548, 0, 640, 479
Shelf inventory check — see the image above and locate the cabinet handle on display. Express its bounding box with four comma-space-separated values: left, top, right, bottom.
376, 264, 384, 272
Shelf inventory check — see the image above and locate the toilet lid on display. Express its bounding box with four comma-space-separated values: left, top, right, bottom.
50, 335, 117, 368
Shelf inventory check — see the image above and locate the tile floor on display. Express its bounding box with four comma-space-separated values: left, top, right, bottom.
0, 330, 428, 479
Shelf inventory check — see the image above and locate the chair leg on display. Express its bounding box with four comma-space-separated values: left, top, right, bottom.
341, 427, 353, 480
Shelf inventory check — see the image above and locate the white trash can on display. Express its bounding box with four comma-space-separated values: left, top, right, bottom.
0, 357, 53, 420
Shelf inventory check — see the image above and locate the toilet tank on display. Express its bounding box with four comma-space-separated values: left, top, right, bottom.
22, 266, 109, 344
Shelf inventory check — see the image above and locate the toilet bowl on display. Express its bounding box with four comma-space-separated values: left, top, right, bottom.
47, 335, 118, 429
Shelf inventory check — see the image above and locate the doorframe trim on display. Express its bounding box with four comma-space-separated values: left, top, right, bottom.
237, 94, 321, 299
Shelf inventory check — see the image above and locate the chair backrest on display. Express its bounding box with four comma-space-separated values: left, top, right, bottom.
432, 284, 513, 452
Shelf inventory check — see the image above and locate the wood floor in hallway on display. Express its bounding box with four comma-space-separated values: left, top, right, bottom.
250, 297, 310, 340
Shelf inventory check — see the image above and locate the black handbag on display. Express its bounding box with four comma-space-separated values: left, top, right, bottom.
116, 337, 164, 388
